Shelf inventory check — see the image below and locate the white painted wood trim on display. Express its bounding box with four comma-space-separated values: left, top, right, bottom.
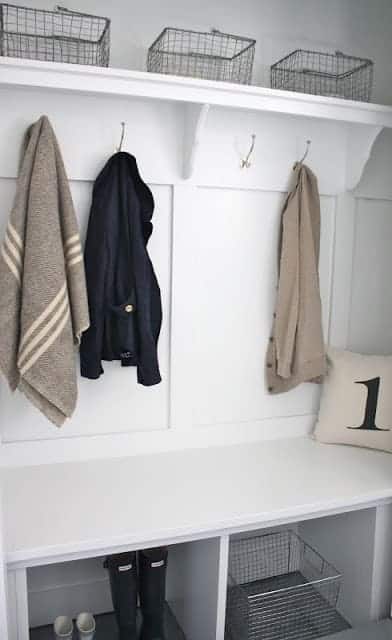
7, 569, 28, 640
1, 58, 392, 128
216, 535, 229, 640
15, 570, 29, 640
0, 564, 8, 640
7, 496, 390, 572
371, 504, 392, 621
183, 104, 210, 179
169, 183, 197, 431
6, 571, 17, 640
328, 193, 357, 349
4, 438, 392, 569
0, 415, 314, 467
0, 488, 9, 640
345, 125, 384, 191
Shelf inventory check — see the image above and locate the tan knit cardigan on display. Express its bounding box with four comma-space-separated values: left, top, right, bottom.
266, 163, 327, 394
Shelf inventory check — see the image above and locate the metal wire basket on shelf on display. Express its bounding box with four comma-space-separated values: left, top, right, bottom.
270, 49, 373, 102
147, 27, 255, 85
226, 530, 350, 640
0, 3, 110, 66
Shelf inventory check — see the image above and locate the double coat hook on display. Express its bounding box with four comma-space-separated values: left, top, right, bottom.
240, 134, 256, 169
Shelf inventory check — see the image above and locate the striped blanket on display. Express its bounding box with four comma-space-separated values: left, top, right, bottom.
0, 116, 90, 426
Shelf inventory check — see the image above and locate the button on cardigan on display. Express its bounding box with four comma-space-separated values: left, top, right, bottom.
266, 163, 327, 393
80, 152, 162, 386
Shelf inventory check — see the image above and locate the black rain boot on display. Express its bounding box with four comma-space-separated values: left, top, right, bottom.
104, 551, 138, 640
139, 547, 168, 640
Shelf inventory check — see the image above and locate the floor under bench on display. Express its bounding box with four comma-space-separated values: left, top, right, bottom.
31, 612, 391, 640
30, 604, 185, 640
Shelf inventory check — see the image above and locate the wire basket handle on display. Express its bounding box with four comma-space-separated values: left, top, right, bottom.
54, 5, 104, 19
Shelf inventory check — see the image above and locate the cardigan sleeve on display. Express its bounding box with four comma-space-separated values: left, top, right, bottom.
79, 195, 107, 379
274, 188, 300, 379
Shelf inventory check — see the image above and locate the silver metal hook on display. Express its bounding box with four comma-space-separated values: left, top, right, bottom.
240, 134, 256, 169
296, 139, 311, 167
117, 122, 126, 152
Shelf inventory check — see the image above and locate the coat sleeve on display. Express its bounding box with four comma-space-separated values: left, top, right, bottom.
274, 188, 300, 379
79, 194, 106, 379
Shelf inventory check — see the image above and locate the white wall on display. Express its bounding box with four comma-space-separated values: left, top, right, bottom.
0, 5, 389, 470
1, 0, 392, 629
347, 128, 392, 355
0, 85, 346, 466
3, 0, 392, 105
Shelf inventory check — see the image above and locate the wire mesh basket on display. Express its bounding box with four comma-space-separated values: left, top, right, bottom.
0, 3, 110, 66
147, 27, 255, 85
226, 530, 350, 640
271, 49, 373, 102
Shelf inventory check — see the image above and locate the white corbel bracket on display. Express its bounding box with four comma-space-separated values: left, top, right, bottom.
345, 123, 383, 191
183, 103, 210, 180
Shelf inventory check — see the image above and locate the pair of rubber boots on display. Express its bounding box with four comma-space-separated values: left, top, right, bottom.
104, 547, 168, 640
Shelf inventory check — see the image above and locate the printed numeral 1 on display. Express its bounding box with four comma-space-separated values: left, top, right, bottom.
348, 377, 390, 431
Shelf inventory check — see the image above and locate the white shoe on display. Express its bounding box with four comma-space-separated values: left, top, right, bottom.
54, 616, 73, 639
76, 612, 96, 640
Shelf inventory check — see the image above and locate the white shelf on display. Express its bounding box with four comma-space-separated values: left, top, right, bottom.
1, 57, 392, 128
3, 437, 392, 568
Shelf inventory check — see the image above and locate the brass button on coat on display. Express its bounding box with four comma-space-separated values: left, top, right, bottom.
125, 304, 134, 313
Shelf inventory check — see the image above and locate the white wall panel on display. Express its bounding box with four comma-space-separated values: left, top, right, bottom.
0, 88, 183, 184
171, 187, 335, 428
0, 2, 391, 633
0, 1, 392, 633
0, 182, 171, 442
196, 108, 347, 195
348, 198, 392, 355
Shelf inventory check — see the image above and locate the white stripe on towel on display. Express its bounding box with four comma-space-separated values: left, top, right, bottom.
1, 245, 21, 284
65, 234, 80, 248
7, 222, 23, 250
67, 254, 83, 268
18, 292, 68, 366
4, 230, 22, 267
19, 282, 67, 351
20, 308, 70, 375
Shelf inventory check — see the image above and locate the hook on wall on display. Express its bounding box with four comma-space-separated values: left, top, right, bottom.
295, 139, 311, 167
240, 134, 256, 169
117, 121, 126, 152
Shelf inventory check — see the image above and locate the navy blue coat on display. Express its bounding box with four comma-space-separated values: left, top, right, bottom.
80, 152, 162, 386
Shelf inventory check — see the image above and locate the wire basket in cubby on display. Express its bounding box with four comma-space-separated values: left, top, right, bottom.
226, 530, 350, 640
147, 27, 255, 85
271, 49, 373, 102
0, 3, 110, 66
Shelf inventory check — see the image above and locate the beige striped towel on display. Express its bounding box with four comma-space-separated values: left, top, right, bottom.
0, 116, 90, 426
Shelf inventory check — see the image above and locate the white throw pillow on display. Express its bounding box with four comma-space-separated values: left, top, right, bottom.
313, 348, 392, 453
